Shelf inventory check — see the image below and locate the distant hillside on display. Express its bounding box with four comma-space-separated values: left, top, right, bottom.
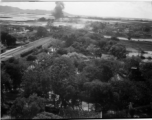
0, 5, 72, 16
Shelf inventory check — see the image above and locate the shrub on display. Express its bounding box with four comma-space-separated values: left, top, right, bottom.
103, 111, 127, 118
33, 112, 62, 119
59, 109, 98, 118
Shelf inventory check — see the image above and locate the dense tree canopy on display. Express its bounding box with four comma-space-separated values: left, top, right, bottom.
84, 80, 113, 112
1, 31, 16, 47
22, 69, 51, 98
109, 44, 127, 59
49, 56, 76, 108
83, 59, 114, 82
1, 23, 152, 118
1, 69, 12, 92
36, 27, 48, 37
3, 60, 25, 90
10, 94, 46, 119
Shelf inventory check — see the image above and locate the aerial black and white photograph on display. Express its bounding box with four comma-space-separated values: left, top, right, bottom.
1, 0, 152, 119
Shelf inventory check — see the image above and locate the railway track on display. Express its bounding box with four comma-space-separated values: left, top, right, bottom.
1, 36, 55, 61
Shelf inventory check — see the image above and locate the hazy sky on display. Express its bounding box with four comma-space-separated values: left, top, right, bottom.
0, 1, 152, 19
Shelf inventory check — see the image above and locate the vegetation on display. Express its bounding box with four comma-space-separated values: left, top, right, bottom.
10, 94, 46, 119
26, 55, 37, 61
90, 21, 152, 39
1, 19, 152, 119
38, 17, 47, 21
33, 112, 62, 119
36, 27, 48, 37
1, 31, 16, 47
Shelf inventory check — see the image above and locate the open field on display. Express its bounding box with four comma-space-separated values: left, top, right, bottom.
118, 40, 152, 51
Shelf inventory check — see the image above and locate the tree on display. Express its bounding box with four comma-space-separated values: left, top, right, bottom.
90, 22, 102, 33
56, 48, 67, 55
94, 40, 109, 55
27, 27, 34, 31
84, 80, 113, 112
53, 2, 64, 20
64, 84, 79, 109
4, 61, 25, 90
50, 39, 64, 50
93, 59, 122, 76
86, 44, 95, 54
140, 62, 152, 101
124, 57, 143, 81
10, 94, 46, 119
89, 32, 104, 40
1, 31, 16, 47
1, 69, 12, 116
140, 62, 152, 81
65, 46, 75, 53
49, 56, 76, 108
110, 80, 139, 111
65, 34, 76, 47
36, 53, 55, 70
63, 52, 87, 68
109, 44, 126, 59
83, 59, 114, 82
22, 69, 51, 98
1, 69, 12, 93
83, 65, 100, 82
99, 64, 113, 82
36, 27, 48, 37
133, 81, 152, 106
95, 40, 107, 51
38, 17, 47, 21
124, 56, 141, 71
143, 26, 151, 33
10, 97, 26, 119
8, 57, 19, 64
127, 32, 132, 40
77, 61, 87, 72
105, 40, 117, 52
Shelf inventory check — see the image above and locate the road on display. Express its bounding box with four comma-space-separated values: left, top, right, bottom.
1, 36, 56, 61
103, 35, 152, 42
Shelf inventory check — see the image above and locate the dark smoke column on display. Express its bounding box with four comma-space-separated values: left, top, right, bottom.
52, 1, 64, 20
